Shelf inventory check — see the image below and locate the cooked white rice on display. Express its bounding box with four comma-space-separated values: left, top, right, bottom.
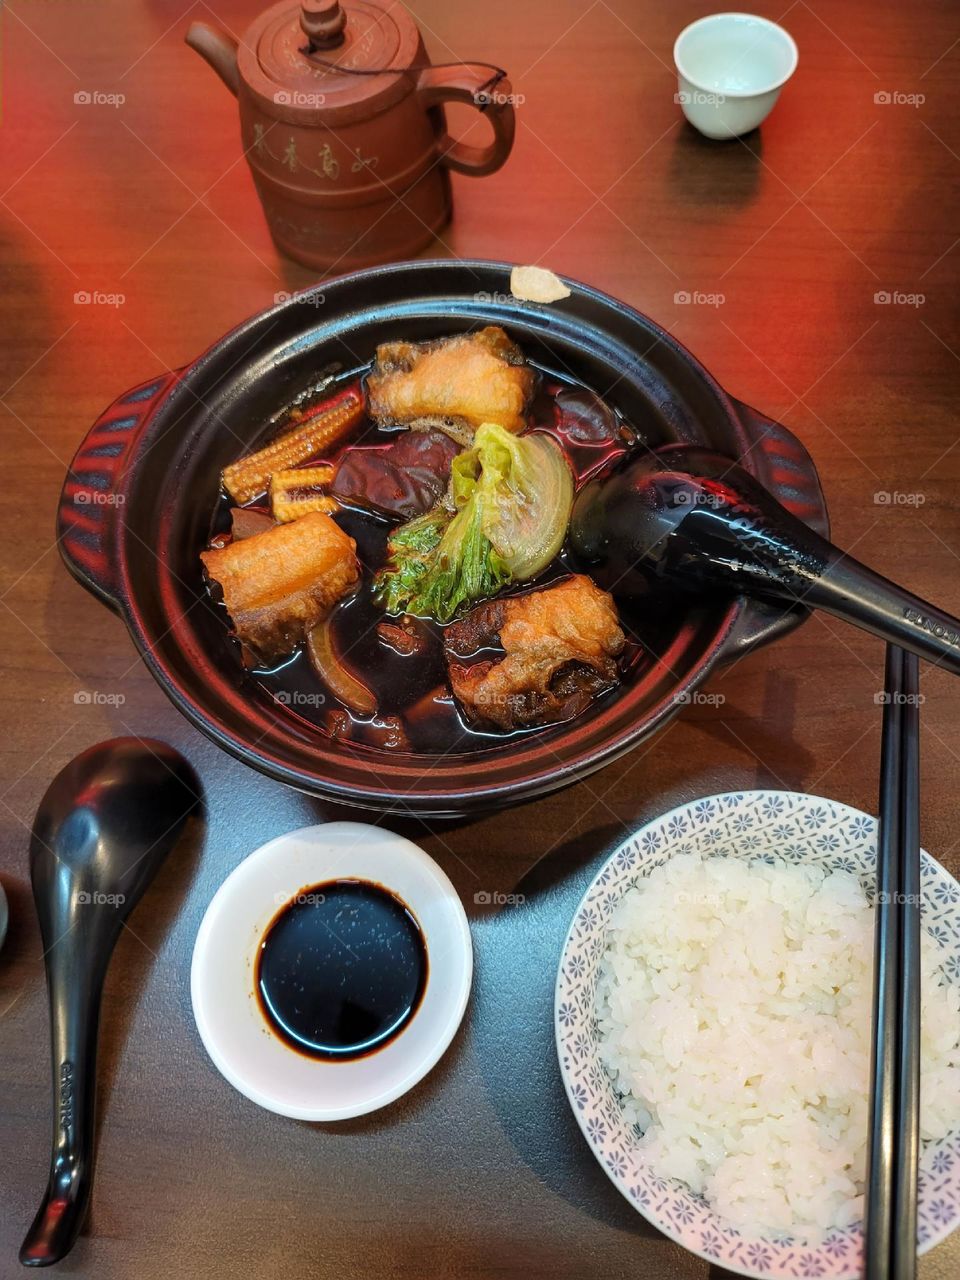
595, 853, 960, 1238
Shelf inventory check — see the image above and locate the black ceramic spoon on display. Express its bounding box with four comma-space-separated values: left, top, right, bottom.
20, 738, 200, 1268
570, 444, 960, 676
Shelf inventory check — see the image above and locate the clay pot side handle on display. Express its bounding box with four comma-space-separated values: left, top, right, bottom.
417, 64, 516, 177
58, 371, 181, 614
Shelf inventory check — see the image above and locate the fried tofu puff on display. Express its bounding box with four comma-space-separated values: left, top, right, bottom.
443, 575, 625, 731
366, 326, 535, 437
201, 511, 358, 665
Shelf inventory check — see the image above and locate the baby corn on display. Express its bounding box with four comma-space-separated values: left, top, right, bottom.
222, 390, 363, 504
270, 465, 337, 523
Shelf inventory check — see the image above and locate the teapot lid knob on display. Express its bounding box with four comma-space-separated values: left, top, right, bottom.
300, 0, 347, 50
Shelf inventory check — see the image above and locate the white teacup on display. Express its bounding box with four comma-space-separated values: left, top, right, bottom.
674, 12, 798, 140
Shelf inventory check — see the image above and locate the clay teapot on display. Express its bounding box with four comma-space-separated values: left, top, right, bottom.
186, 0, 516, 272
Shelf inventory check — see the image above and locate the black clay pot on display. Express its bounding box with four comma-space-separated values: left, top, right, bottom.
57, 260, 827, 817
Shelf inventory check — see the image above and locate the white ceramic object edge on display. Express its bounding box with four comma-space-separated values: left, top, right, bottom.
191, 821, 473, 1121
674, 12, 798, 139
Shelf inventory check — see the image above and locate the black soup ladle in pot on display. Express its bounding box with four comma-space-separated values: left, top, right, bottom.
20, 738, 200, 1268
570, 445, 960, 675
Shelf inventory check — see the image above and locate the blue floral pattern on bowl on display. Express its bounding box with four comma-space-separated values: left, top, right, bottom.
554, 791, 960, 1279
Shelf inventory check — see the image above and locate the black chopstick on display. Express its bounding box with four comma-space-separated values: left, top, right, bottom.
893, 650, 921, 1278
866, 645, 904, 1278
865, 645, 921, 1280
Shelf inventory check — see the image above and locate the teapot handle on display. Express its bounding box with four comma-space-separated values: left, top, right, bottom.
417, 65, 516, 177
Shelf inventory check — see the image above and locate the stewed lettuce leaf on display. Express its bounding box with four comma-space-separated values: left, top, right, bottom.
374, 422, 573, 623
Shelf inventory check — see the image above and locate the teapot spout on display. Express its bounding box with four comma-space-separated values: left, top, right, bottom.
185, 21, 240, 96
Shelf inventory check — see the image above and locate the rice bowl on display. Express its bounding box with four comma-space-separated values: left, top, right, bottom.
596, 854, 959, 1238
555, 791, 960, 1279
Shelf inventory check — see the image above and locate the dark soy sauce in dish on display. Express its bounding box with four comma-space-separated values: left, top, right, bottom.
256, 879, 428, 1060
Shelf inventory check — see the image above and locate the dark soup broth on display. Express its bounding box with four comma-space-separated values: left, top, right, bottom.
205, 352, 672, 755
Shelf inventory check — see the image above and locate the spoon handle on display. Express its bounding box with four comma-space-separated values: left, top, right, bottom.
680, 492, 960, 676
20, 930, 109, 1267
805, 548, 960, 677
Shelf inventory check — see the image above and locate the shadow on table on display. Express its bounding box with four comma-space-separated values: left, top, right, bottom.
93, 809, 206, 1146
469, 820, 662, 1238
667, 124, 763, 208
684, 674, 816, 789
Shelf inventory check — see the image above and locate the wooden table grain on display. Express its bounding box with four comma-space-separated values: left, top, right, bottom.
1, 1, 959, 1276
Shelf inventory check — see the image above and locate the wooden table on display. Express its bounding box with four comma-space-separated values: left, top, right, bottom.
2, 1, 959, 1276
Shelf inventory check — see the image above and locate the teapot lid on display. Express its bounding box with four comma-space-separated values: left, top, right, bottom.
239, 0, 423, 123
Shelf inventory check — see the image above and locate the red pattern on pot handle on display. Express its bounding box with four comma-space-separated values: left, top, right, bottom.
58, 371, 181, 612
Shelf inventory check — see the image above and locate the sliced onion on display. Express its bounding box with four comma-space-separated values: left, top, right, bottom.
306, 617, 378, 717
